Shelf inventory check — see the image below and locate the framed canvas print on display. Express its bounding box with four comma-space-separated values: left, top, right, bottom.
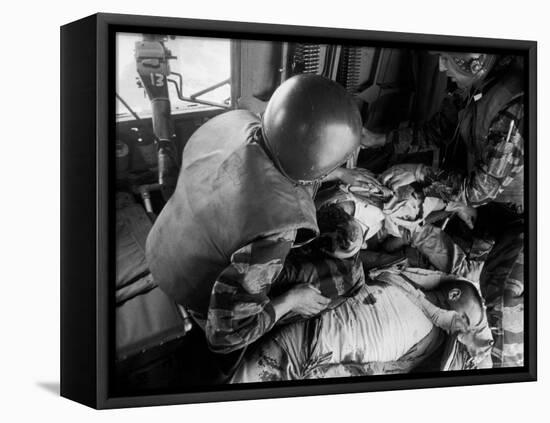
60, 13, 537, 409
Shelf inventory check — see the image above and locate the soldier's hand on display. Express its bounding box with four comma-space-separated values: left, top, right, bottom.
287, 284, 331, 317
336, 167, 384, 190
380, 164, 425, 191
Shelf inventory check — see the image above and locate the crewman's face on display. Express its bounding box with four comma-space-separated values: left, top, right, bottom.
438, 55, 476, 89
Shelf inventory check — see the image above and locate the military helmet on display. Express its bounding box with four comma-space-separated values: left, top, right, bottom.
438, 52, 497, 81
262, 74, 362, 183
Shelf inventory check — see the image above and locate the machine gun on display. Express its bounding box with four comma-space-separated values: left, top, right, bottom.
135, 35, 232, 199
134, 35, 179, 198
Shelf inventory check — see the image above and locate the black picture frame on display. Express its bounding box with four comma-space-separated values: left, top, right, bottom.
60, 12, 537, 409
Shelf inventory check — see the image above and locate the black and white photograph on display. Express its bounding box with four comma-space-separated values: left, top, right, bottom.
4, 0, 550, 418
113, 30, 528, 395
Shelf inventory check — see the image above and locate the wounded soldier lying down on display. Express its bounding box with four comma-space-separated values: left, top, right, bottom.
231, 268, 493, 383
230, 199, 493, 382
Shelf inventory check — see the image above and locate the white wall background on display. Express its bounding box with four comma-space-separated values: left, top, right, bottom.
1, 0, 546, 420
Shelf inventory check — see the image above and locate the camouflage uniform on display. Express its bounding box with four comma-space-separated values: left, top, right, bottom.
202, 230, 295, 353
203, 229, 365, 354
419, 100, 523, 208
391, 57, 525, 209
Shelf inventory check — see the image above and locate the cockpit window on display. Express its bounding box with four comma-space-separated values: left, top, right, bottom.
116, 33, 231, 120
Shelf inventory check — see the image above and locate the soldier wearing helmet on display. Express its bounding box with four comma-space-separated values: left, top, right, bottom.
146, 75, 364, 378
363, 52, 524, 210
437, 52, 497, 90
